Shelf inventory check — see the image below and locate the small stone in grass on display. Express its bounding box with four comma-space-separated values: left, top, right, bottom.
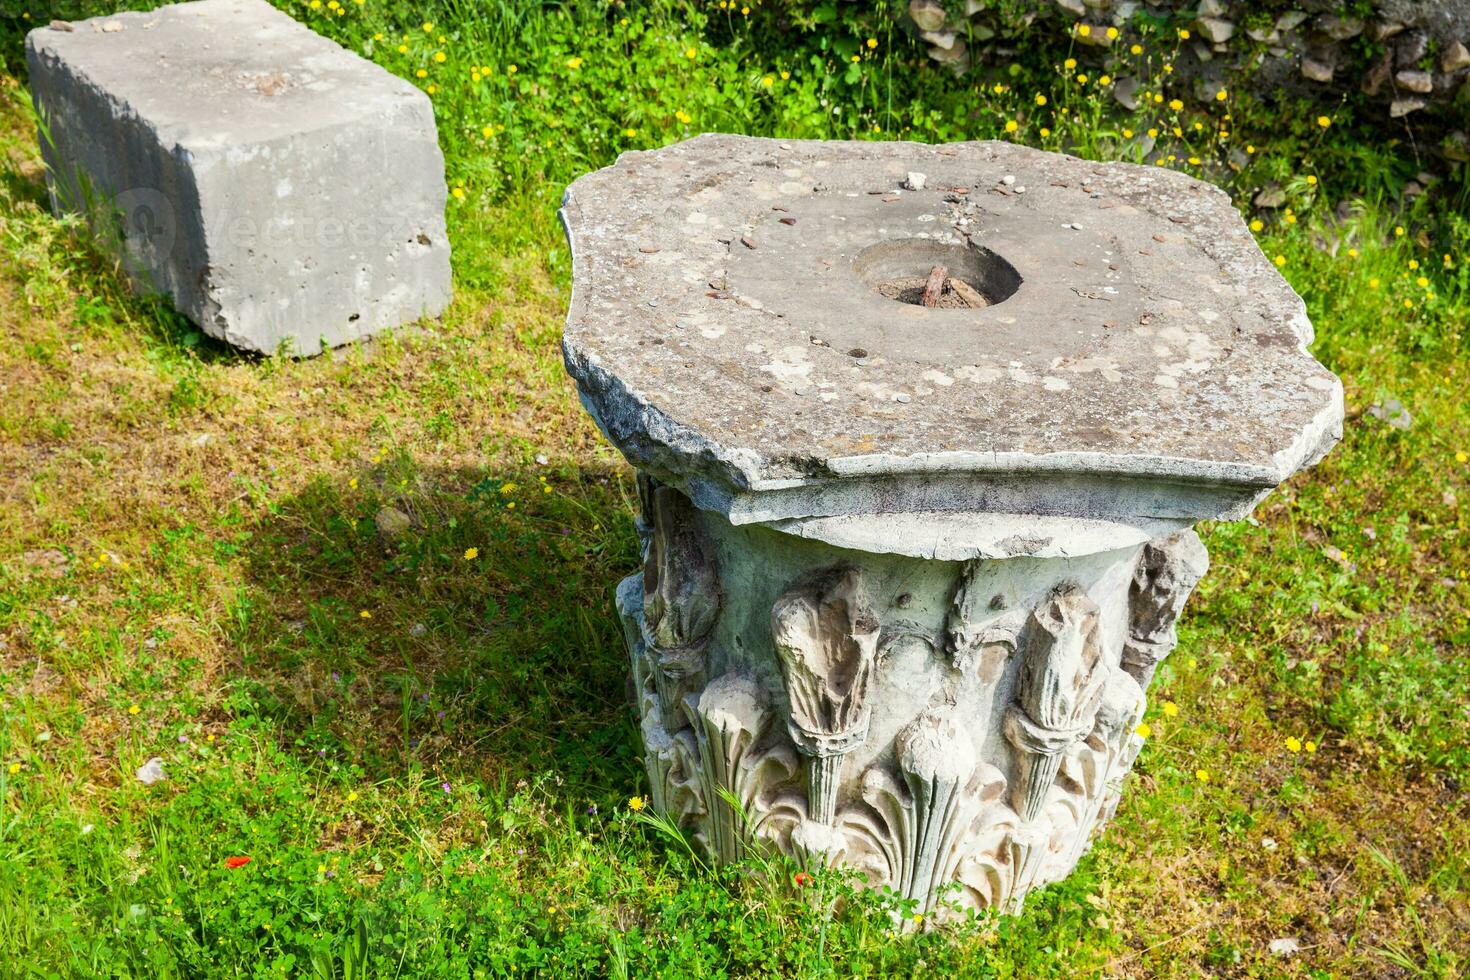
1367, 398, 1412, 430
136, 757, 167, 785
1268, 937, 1301, 957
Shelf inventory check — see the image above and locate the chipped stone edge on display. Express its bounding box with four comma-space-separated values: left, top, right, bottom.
559, 145, 1346, 534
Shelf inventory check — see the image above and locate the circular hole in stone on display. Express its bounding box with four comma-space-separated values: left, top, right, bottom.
854, 239, 1022, 309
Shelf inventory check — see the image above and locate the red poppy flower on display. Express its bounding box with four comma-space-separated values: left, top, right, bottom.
224, 856, 252, 869
793, 872, 813, 887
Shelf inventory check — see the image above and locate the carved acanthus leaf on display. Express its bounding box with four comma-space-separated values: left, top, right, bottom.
643, 485, 721, 650
842, 707, 1002, 913
1003, 585, 1108, 822
1122, 530, 1208, 686
772, 565, 880, 825
772, 565, 879, 747
687, 670, 801, 862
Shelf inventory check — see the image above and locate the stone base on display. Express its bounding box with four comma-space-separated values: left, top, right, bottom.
618, 482, 1207, 916
26, 0, 452, 355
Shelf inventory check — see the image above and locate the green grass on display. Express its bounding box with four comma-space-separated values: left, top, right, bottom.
2, 1, 1469, 976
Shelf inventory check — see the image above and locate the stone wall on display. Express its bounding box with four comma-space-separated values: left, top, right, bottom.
907, 0, 1470, 154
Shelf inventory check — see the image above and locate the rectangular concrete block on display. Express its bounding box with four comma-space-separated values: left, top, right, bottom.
26, 0, 452, 354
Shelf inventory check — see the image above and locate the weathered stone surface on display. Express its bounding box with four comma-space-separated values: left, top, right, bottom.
26, 0, 451, 354
1195, 16, 1235, 44
1396, 69, 1435, 93
562, 136, 1342, 544
1316, 14, 1366, 41
1302, 57, 1336, 83
566, 136, 1340, 917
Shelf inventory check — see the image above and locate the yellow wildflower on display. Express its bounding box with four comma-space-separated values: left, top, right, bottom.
1005, 119, 1019, 133
1077, 24, 1090, 37
463, 547, 479, 560
1106, 26, 1119, 39
1130, 43, 1142, 55
128, 704, 141, 715
1305, 740, 1317, 754
628, 796, 646, 812
1168, 98, 1183, 111
359, 610, 372, 619
1317, 115, 1331, 128
1064, 57, 1077, 70
1136, 722, 1152, 738
1163, 701, 1179, 717
1286, 736, 1302, 753
1035, 94, 1047, 106
1274, 255, 1286, 267
1195, 769, 1210, 783
1249, 219, 1263, 232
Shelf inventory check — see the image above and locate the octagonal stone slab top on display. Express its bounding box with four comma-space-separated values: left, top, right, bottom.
27, 0, 451, 355
561, 135, 1342, 556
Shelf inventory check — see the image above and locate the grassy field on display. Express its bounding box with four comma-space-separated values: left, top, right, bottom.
2, 1, 1469, 976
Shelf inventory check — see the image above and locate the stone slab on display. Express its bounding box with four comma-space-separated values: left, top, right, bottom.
561, 135, 1343, 541
27, 0, 452, 354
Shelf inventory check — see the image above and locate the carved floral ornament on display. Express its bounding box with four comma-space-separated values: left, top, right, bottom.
615, 487, 1208, 916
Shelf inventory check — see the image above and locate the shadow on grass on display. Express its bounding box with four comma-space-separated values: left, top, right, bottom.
225, 457, 645, 802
